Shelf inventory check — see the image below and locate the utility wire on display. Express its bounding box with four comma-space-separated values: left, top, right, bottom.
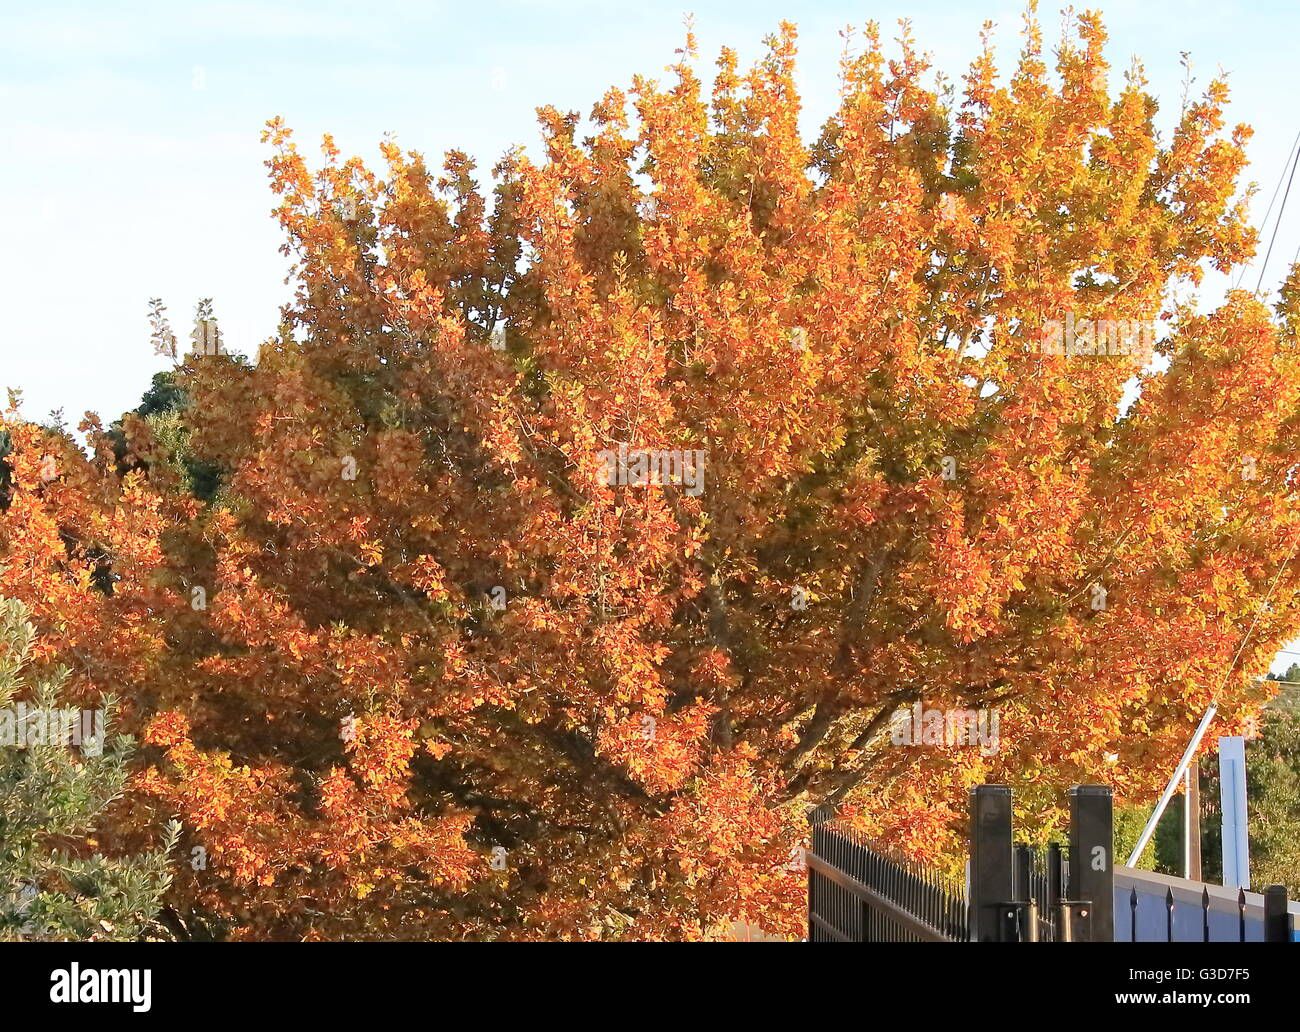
1235, 128, 1300, 291
1256, 130, 1300, 295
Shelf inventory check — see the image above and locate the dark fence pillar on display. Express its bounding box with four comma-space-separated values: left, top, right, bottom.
970, 785, 1014, 941
1264, 885, 1291, 943
1068, 785, 1114, 942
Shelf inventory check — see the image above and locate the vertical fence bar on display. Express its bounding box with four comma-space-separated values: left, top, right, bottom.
808, 823, 819, 941
1047, 842, 1063, 941
921, 865, 931, 937
840, 825, 847, 941
1014, 843, 1030, 904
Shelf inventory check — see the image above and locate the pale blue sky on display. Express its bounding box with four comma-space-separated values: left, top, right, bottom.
2, 0, 1299, 667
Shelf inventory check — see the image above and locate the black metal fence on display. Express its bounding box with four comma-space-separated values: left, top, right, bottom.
1018, 842, 1066, 942
807, 784, 1112, 941
808, 783, 1297, 942
806, 811, 967, 942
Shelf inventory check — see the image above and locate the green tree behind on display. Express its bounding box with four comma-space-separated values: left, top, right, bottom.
0, 595, 177, 940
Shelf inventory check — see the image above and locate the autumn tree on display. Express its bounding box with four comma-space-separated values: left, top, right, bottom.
5, 9, 1300, 940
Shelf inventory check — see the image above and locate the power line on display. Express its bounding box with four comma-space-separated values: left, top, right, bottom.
1257, 131, 1300, 295
1236, 128, 1300, 291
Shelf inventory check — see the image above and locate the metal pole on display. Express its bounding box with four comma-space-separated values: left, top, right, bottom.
1219, 736, 1251, 889
1186, 762, 1202, 881
1127, 702, 1217, 867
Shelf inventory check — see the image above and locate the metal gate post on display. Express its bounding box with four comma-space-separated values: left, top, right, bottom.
1264, 885, 1291, 943
970, 785, 1014, 941
1068, 785, 1114, 942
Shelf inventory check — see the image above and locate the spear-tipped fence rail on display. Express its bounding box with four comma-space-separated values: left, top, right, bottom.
1118, 871, 1299, 942
806, 815, 968, 942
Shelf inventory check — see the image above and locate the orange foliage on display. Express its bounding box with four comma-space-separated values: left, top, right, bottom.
2, 11, 1297, 939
